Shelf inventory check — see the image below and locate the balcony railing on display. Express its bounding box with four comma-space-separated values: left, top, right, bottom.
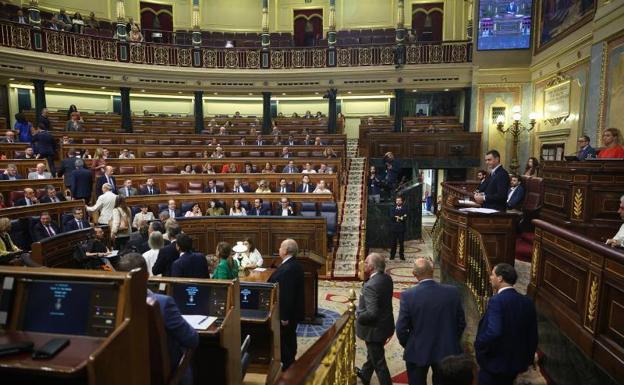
0, 21, 472, 69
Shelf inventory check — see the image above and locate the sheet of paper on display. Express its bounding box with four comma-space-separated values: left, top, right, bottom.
459, 208, 499, 214
182, 315, 217, 330
103, 250, 118, 259
253, 268, 267, 272
458, 199, 473, 204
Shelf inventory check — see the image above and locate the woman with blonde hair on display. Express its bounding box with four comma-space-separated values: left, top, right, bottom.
91, 147, 107, 176
212, 241, 239, 279
255, 180, 271, 193
202, 162, 216, 174
598, 128, 624, 158
0, 217, 22, 259
142, 231, 164, 276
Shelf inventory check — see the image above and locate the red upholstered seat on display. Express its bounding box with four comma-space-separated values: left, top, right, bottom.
178, 151, 192, 158
162, 151, 177, 158
124, 139, 138, 144
144, 151, 160, 158
174, 139, 187, 145
9, 191, 24, 206
142, 165, 158, 174
99, 139, 113, 144
162, 165, 179, 174
296, 151, 310, 157
187, 182, 203, 194
119, 166, 136, 174
82, 138, 97, 144
144, 139, 157, 145
158, 140, 171, 145
229, 152, 242, 157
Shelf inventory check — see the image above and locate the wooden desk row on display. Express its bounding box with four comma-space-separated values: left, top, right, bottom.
0, 178, 66, 206
0, 159, 52, 179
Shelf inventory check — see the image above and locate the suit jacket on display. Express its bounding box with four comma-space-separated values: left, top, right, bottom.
0, 174, 23, 181
295, 183, 316, 193
40, 115, 51, 131
273, 206, 295, 216
268, 257, 305, 322
96, 175, 117, 196
139, 185, 161, 195
475, 288, 538, 376
506, 184, 525, 210
249, 206, 270, 216
476, 179, 489, 193
482, 166, 510, 211
171, 252, 210, 278
69, 168, 93, 200
389, 205, 408, 233
28, 171, 52, 180
282, 165, 299, 173
149, 292, 199, 385
119, 186, 138, 197
231, 185, 250, 193
577, 145, 597, 160
396, 280, 465, 365
58, 156, 79, 186
40, 193, 66, 204
152, 241, 179, 276
368, 176, 382, 195
160, 209, 181, 218
15, 197, 37, 206
276, 185, 293, 194
64, 218, 90, 232
204, 185, 224, 193
32, 221, 62, 242
356, 272, 395, 343
31, 130, 57, 156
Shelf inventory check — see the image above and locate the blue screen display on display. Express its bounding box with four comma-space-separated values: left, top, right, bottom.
477, 0, 533, 50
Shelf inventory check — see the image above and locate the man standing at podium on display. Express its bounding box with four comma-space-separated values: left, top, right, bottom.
474, 150, 510, 211
269, 239, 304, 370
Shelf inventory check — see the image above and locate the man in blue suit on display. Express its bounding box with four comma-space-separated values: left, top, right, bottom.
69, 159, 93, 202
576, 135, 596, 160
171, 234, 209, 278
506, 175, 525, 210
474, 150, 510, 211
396, 257, 466, 385
117, 252, 198, 385
389, 196, 408, 260
31, 123, 58, 175
475, 263, 538, 385
249, 198, 270, 216
64, 207, 90, 231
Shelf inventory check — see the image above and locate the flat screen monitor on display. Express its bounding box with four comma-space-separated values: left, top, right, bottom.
20, 279, 118, 337
171, 283, 228, 317
240, 287, 260, 310
477, 0, 533, 50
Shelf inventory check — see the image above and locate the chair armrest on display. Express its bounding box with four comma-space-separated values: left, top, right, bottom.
168, 347, 195, 385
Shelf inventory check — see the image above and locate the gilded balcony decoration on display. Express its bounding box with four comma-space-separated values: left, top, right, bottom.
531, 241, 540, 282
177, 48, 192, 67
337, 48, 351, 67
11, 25, 32, 49
224, 50, 239, 68
312, 49, 326, 67
74, 36, 92, 58
45, 31, 63, 54
457, 229, 465, 263
270, 50, 284, 69
380, 46, 394, 65
586, 275, 599, 328
406, 45, 422, 64
292, 50, 305, 68
430, 44, 443, 63
573, 188, 584, 219
203, 49, 217, 68
100, 40, 118, 61
451, 44, 467, 62
358, 47, 372, 66
130, 44, 146, 63
246, 50, 260, 68
154, 46, 170, 65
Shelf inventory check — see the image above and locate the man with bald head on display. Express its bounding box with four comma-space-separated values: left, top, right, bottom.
15, 188, 38, 206
356, 253, 394, 385
396, 257, 466, 385
268, 239, 304, 370
27, 163, 52, 179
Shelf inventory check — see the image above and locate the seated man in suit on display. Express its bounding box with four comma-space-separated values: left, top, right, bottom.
237, 136, 246, 146
576, 135, 597, 160
314, 137, 324, 146
0, 130, 16, 143
506, 175, 525, 210
286, 135, 297, 146
255, 134, 265, 146
281, 146, 293, 158
96, 166, 117, 197
204, 179, 224, 193
1, 164, 23, 180
119, 179, 138, 197
16, 147, 37, 160
28, 163, 52, 180
231, 178, 250, 193
474, 150, 510, 211
69, 159, 93, 202
318, 163, 333, 174
296, 175, 315, 193
249, 198, 270, 216
64, 207, 90, 231
277, 178, 293, 193
117, 252, 199, 385
40, 185, 66, 203
139, 178, 161, 195
282, 160, 299, 174
161, 200, 181, 219
275, 197, 295, 216
302, 134, 313, 145
15, 188, 38, 206
152, 223, 181, 276
475, 169, 489, 193
171, 234, 209, 278
32, 211, 61, 241
14, 9, 28, 24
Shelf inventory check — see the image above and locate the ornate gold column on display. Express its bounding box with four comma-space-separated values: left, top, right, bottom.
395, 0, 406, 66
116, 0, 127, 41
27, 0, 41, 27
260, 0, 270, 68
192, 0, 201, 46
327, 0, 337, 66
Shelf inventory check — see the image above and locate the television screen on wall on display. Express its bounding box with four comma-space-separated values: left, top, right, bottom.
477, 0, 533, 50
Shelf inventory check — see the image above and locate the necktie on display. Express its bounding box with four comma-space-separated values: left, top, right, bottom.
126, 187, 129, 196
281, 187, 285, 193
46, 225, 55, 237
52, 196, 57, 203
107, 176, 111, 185
26, 199, 31, 206
212, 188, 216, 193
77, 220, 83, 229
304, 184, 308, 193
148, 187, 153, 194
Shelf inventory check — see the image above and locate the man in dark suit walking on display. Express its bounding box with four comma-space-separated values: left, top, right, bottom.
396, 257, 466, 385
474, 150, 510, 211
475, 263, 538, 385
356, 253, 394, 385
171, 234, 209, 278
69, 159, 93, 202
31, 123, 58, 175
268, 239, 304, 370
58, 150, 79, 187
389, 196, 407, 260
152, 224, 181, 276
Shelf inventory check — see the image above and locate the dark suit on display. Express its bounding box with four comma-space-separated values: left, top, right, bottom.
577, 145, 596, 160
40, 193, 66, 204
273, 206, 295, 216
390, 205, 408, 259
276, 185, 293, 194
482, 166, 510, 211
14, 197, 36, 206
161, 209, 181, 219
69, 168, 93, 201
295, 183, 315, 193
356, 272, 394, 385
506, 184, 525, 210
268, 257, 304, 370
152, 241, 179, 276
171, 252, 210, 278
139, 185, 161, 195
64, 218, 90, 232
475, 288, 538, 385
0, 174, 23, 181
40, 115, 51, 131
31, 130, 57, 174
231, 185, 250, 193
149, 292, 199, 385
249, 206, 270, 216
58, 156, 79, 186
476, 178, 489, 193
203, 185, 224, 193
396, 280, 466, 385
96, 175, 117, 197
32, 221, 61, 242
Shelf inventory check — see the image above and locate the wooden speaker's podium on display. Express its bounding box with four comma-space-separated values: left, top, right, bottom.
0, 266, 149, 385
298, 251, 324, 325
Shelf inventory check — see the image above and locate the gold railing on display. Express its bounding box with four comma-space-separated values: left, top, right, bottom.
275, 289, 357, 385
465, 229, 492, 315
431, 216, 443, 260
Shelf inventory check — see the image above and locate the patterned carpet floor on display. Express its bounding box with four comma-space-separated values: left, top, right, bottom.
296, 222, 547, 384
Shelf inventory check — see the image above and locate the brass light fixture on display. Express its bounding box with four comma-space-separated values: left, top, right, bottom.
496, 105, 537, 175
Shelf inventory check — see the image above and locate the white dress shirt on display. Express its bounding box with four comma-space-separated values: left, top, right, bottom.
610, 223, 624, 247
